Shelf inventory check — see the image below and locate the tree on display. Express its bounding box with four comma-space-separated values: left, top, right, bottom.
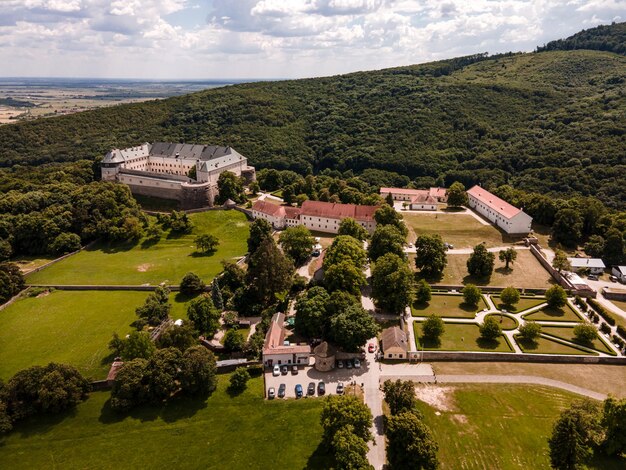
573, 323, 598, 344
373, 204, 408, 237
329, 305, 379, 352
228, 367, 250, 393
383, 379, 418, 415
195, 233, 219, 253
584, 235, 605, 258
414, 234, 447, 277
326, 290, 360, 317
0, 399, 12, 434
247, 218, 273, 255
110, 358, 149, 411
248, 181, 260, 196
546, 285, 568, 308
462, 284, 482, 306
553, 208, 583, 247
108, 332, 125, 357
601, 397, 626, 456
324, 235, 367, 270
211, 280, 224, 310
518, 321, 542, 342
603, 228, 625, 265
325, 260, 366, 296
179, 346, 217, 397
320, 395, 373, 446
332, 425, 373, 470
0, 262, 25, 304
500, 286, 520, 307
295, 286, 330, 339
216, 171, 245, 204
368, 225, 406, 262
223, 328, 245, 352
479, 316, 502, 340
338, 217, 369, 241
49, 232, 81, 255
386, 411, 439, 470
145, 223, 163, 242
498, 247, 518, 270
446, 181, 468, 207
135, 286, 171, 326
145, 348, 183, 402
187, 295, 221, 336
371, 253, 413, 314
180, 272, 205, 296
467, 243, 495, 278
156, 322, 198, 351
246, 237, 294, 304
0, 238, 12, 261
553, 250, 571, 273
422, 315, 445, 342
385, 192, 394, 206
279, 226, 315, 265
548, 399, 603, 470
121, 331, 156, 360
415, 279, 432, 304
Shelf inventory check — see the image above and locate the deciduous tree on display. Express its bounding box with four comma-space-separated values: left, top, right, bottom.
156, 322, 198, 352
462, 284, 482, 306
386, 410, 439, 470
479, 316, 502, 340
223, 328, 245, 352
371, 253, 413, 314
332, 425, 373, 470
320, 395, 373, 446
179, 346, 217, 397
518, 321, 542, 342
330, 305, 379, 352
422, 315, 445, 342
498, 247, 518, 270
324, 260, 366, 296
553, 250, 571, 273
383, 380, 418, 415
187, 295, 221, 337
373, 204, 408, 237
247, 218, 273, 255
195, 233, 219, 253
414, 234, 447, 278
546, 285, 568, 308
415, 279, 432, 304
180, 272, 205, 296
446, 181, 468, 208
279, 225, 315, 265
467, 243, 495, 278
338, 217, 369, 241
121, 331, 156, 360
500, 286, 520, 307
228, 367, 250, 393
368, 224, 406, 262
573, 323, 598, 344
601, 397, 626, 456
324, 235, 367, 270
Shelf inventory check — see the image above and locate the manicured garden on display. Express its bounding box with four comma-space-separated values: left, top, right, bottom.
523, 303, 583, 322
414, 322, 513, 352
492, 295, 545, 312
0, 375, 329, 469
484, 313, 518, 330
415, 384, 624, 469
411, 293, 488, 318
542, 326, 616, 355
514, 335, 595, 355
0, 290, 147, 380
26, 210, 249, 286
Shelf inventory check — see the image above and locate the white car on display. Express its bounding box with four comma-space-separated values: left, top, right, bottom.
272, 365, 280, 376
353, 358, 361, 368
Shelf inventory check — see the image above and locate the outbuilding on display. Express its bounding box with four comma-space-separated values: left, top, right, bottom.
611, 266, 626, 283
313, 341, 337, 372
380, 327, 408, 360
567, 257, 606, 275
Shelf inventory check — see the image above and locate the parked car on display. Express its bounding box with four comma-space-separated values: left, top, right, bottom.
291, 365, 299, 375
609, 275, 618, 282
272, 365, 280, 376
278, 384, 286, 398
588, 274, 599, 281
317, 381, 326, 396
346, 360, 353, 369
336, 382, 344, 395
307, 382, 316, 396
368, 343, 375, 353
353, 358, 361, 368
268, 387, 275, 399
281, 365, 288, 375
295, 384, 303, 398
337, 360, 344, 369
312, 250, 320, 257
407, 243, 414, 249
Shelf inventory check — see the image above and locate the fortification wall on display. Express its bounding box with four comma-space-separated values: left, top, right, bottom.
181, 182, 213, 209
126, 182, 182, 202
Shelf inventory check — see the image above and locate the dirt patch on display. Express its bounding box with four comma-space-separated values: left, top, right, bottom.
415, 385, 457, 412
451, 413, 468, 424
36, 290, 50, 298
137, 263, 153, 272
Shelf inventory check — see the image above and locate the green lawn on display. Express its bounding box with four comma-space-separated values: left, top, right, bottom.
484, 313, 518, 331
415, 384, 624, 469
414, 322, 513, 352
542, 326, 616, 356
0, 375, 329, 470
0, 290, 148, 380
492, 295, 546, 312
26, 210, 249, 286
411, 294, 488, 318
523, 303, 583, 322
515, 335, 595, 355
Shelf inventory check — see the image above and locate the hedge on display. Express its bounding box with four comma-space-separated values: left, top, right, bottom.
616, 325, 626, 341
586, 298, 616, 326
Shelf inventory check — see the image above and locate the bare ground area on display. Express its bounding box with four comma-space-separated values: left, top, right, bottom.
431, 362, 626, 398
414, 385, 457, 411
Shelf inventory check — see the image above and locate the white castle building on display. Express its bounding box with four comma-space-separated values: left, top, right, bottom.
101, 142, 255, 208
467, 185, 532, 234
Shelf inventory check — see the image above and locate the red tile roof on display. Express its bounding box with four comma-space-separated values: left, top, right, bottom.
409, 191, 437, 204
262, 312, 311, 356
301, 200, 378, 222
252, 199, 285, 217
429, 187, 447, 199
284, 206, 302, 219
467, 185, 521, 219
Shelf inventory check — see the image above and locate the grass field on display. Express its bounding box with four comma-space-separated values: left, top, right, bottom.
484, 313, 518, 330
411, 294, 488, 318
515, 335, 594, 355
607, 298, 626, 313
491, 295, 546, 312
431, 250, 554, 288
414, 322, 513, 352
26, 211, 249, 286
0, 290, 148, 380
415, 384, 624, 469
0, 375, 329, 470
523, 303, 583, 322
403, 212, 515, 248
542, 326, 615, 355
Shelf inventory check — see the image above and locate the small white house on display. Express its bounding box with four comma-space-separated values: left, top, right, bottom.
381, 327, 408, 360
567, 257, 606, 275
611, 266, 626, 282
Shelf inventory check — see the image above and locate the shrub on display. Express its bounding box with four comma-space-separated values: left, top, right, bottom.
586, 298, 616, 326
229, 368, 251, 393
518, 321, 542, 341
462, 284, 482, 306
545, 285, 567, 308
599, 323, 611, 335
180, 272, 205, 296
616, 325, 626, 341
421, 315, 445, 341
479, 316, 502, 340
573, 323, 598, 344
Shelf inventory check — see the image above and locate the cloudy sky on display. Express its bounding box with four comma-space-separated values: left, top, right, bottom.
0, 0, 622, 79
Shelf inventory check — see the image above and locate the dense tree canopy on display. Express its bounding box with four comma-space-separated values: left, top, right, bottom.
414, 234, 447, 278
371, 252, 413, 314
279, 225, 315, 265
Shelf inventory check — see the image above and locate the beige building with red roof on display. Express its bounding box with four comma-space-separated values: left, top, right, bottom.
263, 313, 311, 367
466, 185, 532, 234
379, 187, 447, 210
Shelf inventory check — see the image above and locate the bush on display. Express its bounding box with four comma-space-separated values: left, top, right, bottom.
587, 298, 616, 326
573, 323, 598, 344
599, 323, 611, 335
616, 325, 626, 341
479, 316, 502, 340
612, 335, 625, 349
518, 321, 542, 341
500, 286, 520, 307
421, 315, 445, 341
180, 272, 205, 296
228, 368, 251, 393
462, 284, 482, 306
545, 285, 567, 308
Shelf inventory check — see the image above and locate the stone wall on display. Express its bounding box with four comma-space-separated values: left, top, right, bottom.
410, 351, 626, 364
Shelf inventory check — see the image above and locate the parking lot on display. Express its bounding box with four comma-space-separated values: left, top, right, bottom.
265, 355, 375, 399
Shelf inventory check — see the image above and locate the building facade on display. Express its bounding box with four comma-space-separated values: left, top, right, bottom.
262, 313, 311, 367
568, 257, 606, 274
102, 142, 255, 209
380, 327, 408, 359
379, 187, 446, 211
466, 185, 532, 234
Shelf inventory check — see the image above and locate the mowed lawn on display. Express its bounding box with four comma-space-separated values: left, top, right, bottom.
523, 303, 583, 322
411, 294, 488, 318
414, 322, 513, 352
27, 210, 249, 286
0, 375, 329, 470
403, 212, 515, 248
542, 326, 616, 355
515, 335, 594, 356
491, 295, 546, 312
434, 250, 554, 288
0, 290, 147, 380
415, 384, 624, 470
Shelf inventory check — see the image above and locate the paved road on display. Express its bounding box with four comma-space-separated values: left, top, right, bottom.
363, 338, 386, 470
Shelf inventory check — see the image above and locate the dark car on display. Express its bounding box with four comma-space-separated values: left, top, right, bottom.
307, 382, 316, 396
278, 383, 286, 398
336, 382, 344, 395
317, 381, 326, 396
281, 365, 288, 375
291, 365, 298, 375
295, 384, 303, 398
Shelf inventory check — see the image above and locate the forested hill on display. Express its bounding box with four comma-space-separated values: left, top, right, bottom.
0, 30, 625, 208
537, 21, 626, 55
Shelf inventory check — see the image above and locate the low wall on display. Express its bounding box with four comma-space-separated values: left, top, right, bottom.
433, 285, 549, 295
26, 284, 182, 291
25, 240, 97, 276
603, 289, 626, 301
411, 351, 626, 365
90, 380, 112, 391
529, 245, 596, 298
0, 287, 30, 311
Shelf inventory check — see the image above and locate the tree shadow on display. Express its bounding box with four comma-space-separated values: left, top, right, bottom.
304, 442, 334, 470
100, 351, 117, 366
418, 335, 441, 349
495, 266, 513, 276
189, 250, 217, 258
226, 385, 246, 398
140, 237, 161, 249
159, 396, 208, 423
475, 337, 503, 350
414, 271, 444, 284
459, 302, 479, 313
462, 273, 491, 285
98, 240, 138, 254
536, 307, 567, 319
515, 337, 539, 351
11, 407, 80, 438
174, 291, 198, 303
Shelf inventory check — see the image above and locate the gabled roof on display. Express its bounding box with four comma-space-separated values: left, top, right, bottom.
467, 185, 522, 219
381, 326, 408, 351
252, 199, 285, 217
568, 258, 606, 269
263, 313, 311, 356
301, 200, 378, 222
410, 192, 437, 204
429, 187, 447, 199
380, 187, 425, 195
614, 266, 626, 275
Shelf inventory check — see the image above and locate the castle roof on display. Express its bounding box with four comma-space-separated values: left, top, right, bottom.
252, 199, 286, 217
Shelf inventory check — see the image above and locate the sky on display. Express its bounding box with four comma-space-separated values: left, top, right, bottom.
0, 0, 622, 79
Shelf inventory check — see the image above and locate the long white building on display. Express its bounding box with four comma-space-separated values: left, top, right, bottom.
467, 185, 532, 234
